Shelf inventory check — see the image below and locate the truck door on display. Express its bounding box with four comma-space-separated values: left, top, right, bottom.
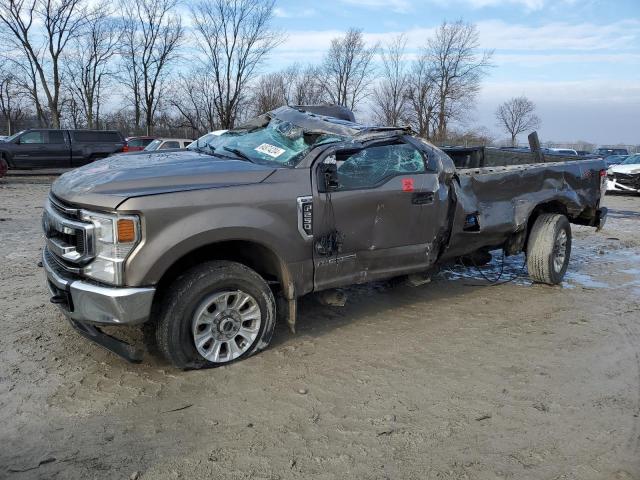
10, 130, 48, 168
45, 130, 71, 167
312, 140, 448, 291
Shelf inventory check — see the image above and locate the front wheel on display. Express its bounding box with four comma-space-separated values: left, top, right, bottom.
526, 213, 572, 285
149, 261, 276, 369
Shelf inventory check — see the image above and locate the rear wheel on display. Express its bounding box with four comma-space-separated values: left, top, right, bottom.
149, 261, 276, 369
526, 213, 572, 285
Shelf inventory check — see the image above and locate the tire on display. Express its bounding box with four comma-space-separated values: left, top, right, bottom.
149, 261, 276, 369
1, 154, 13, 169
526, 213, 572, 285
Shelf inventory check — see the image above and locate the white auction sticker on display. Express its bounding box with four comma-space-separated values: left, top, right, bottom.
255, 143, 286, 158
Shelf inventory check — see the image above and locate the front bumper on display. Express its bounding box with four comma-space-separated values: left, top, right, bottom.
607, 177, 640, 193
43, 248, 155, 326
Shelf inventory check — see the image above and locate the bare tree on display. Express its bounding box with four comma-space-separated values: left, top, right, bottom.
1, 48, 47, 126
120, 0, 182, 135
427, 20, 493, 142
321, 28, 377, 112
371, 34, 409, 126
287, 64, 326, 105
250, 71, 288, 116
495, 96, 541, 146
170, 70, 220, 135
0, 0, 92, 128
247, 63, 327, 117
65, 10, 121, 129
406, 52, 438, 139
61, 93, 83, 128
0, 70, 30, 134
190, 0, 283, 129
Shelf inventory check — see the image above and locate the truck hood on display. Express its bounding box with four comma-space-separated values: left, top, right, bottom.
609, 164, 640, 175
51, 150, 276, 209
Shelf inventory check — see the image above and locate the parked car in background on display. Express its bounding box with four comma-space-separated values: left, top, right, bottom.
144, 138, 193, 151
548, 148, 578, 156
187, 130, 228, 150
595, 147, 629, 156
0, 135, 8, 142
0, 129, 125, 169
123, 136, 156, 152
607, 154, 640, 194
604, 154, 628, 167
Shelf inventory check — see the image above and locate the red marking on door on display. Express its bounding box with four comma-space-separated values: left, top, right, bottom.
402, 178, 414, 192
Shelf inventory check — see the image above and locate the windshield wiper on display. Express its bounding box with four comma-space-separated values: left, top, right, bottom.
223, 146, 254, 163
201, 143, 217, 155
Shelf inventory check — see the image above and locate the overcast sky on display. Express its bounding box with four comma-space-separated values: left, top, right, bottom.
267, 0, 639, 145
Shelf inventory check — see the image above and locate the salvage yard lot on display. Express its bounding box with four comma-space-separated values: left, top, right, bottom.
1, 177, 639, 479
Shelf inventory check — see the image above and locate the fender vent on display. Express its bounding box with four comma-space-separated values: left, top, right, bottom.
297, 196, 313, 239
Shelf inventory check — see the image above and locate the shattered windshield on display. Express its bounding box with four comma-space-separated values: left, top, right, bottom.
195, 117, 344, 167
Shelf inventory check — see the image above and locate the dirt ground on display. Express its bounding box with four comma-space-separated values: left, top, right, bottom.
1, 176, 639, 480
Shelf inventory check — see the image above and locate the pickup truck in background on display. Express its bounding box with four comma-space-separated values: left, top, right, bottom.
0, 129, 125, 169
41, 106, 608, 368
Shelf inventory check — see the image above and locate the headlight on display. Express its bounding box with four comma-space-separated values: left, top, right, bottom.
80, 210, 141, 285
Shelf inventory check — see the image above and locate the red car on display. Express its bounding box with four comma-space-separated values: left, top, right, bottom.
123, 136, 156, 152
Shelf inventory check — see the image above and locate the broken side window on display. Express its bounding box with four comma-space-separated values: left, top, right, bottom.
336, 143, 426, 190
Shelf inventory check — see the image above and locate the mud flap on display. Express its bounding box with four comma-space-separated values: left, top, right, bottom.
69, 319, 144, 363
277, 296, 298, 334
594, 207, 608, 231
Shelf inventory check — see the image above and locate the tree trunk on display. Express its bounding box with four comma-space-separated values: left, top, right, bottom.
437, 94, 446, 142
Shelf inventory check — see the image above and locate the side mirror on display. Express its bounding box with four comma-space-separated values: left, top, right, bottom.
318, 155, 339, 192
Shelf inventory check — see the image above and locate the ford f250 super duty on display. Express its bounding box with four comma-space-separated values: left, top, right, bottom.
41, 106, 608, 368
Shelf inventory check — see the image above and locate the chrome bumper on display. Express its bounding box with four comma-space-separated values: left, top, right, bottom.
43, 249, 155, 325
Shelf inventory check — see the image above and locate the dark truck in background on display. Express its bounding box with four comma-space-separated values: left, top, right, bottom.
0, 129, 125, 169
41, 106, 608, 368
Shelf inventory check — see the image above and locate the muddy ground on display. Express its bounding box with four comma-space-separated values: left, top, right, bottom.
1, 177, 639, 480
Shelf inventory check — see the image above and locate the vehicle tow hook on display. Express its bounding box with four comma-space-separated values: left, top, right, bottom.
49, 295, 67, 304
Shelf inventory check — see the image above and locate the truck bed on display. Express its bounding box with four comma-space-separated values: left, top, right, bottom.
441, 159, 606, 260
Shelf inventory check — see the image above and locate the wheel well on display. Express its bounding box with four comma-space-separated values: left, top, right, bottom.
525, 201, 569, 247
154, 240, 289, 303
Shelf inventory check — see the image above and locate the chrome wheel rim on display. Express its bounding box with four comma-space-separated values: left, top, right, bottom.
191, 290, 261, 363
553, 229, 568, 272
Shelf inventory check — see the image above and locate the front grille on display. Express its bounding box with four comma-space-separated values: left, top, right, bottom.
48, 196, 87, 254
43, 195, 94, 266
76, 232, 85, 253
615, 173, 640, 189
49, 194, 80, 218
44, 247, 80, 277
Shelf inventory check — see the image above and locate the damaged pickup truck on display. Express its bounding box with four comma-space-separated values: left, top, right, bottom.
42, 106, 608, 368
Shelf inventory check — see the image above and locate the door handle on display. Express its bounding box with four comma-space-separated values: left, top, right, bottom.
411, 192, 434, 205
